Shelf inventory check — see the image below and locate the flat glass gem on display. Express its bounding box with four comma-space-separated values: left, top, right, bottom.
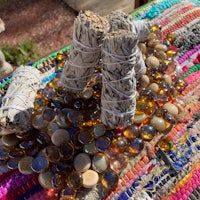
73, 153, 91, 172
18, 156, 34, 175
8, 148, 24, 159
140, 125, 156, 141
32, 114, 48, 130
67, 171, 83, 189
67, 110, 83, 124
52, 173, 63, 189
101, 170, 119, 189
128, 138, 144, 155
42, 107, 56, 122
123, 125, 139, 140
61, 187, 76, 200
82, 169, 99, 188
93, 124, 106, 138
38, 171, 53, 189
78, 131, 94, 144
7, 157, 21, 169
59, 142, 74, 160
31, 156, 49, 173
56, 113, 70, 128
84, 141, 97, 155
47, 122, 60, 137
1, 134, 19, 147
51, 129, 70, 146
19, 140, 35, 150
45, 145, 60, 163
92, 153, 108, 173
95, 137, 111, 152
110, 153, 129, 173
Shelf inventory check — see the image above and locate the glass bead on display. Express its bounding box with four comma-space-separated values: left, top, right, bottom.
95, 137, 111, 152
82, 169, 99, 188
81, 87, 94, 100
111, 136, 128, 152
73, 153, 91, 172
36, 132, 51, 146
84, 141, 97, 155
56, 52, 65, 61
8, 148, 24, 159
19, 140, 35, 150
93, 124, 106, 138
31, 156, 49, 173
110, 153, 128, 173
47, 122, 60, 137
123, 125, 139, 140
64, 93, 74, 106
51, 129, 70, 146
42, 107, 56, 122
140, 125, 156, 141
45, 145, 60, 163
166, 33, 176, 44
175, 79, 187, 90
1, 134, 19, 148
101, 170, 119, 189
42, 87, 55, 100
18, 156, 34, 175
158, 136, 174, 152
67, 171, 83, 189
56, 113, 70, 128
154, 94, 168, 107
78, 130, 94, 144
33, 97, 48, 111
7, 157, 21, 169
15, 131, 31, 140
92, 153, 108, 173
146, 56, 160, 68
147, 39, 160, 48
151, 72, 163, 84
151, 24, 161, 32
0, 145, 9, 160
165, 61, 176, 74
138, 43, 147, 54
52, 173, 63, 190
59, 142, 74, 160
60, 187, 76, 200
154, 50, 167, 60
32, 114, 48, 130
150, 116, 166, 132
38, 170, 53, 189
67, 110, 83, 124
128, 138, 144, 155
166, 50, 177, 57
132, 113, 147, 124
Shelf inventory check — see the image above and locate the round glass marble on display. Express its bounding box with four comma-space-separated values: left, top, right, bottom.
128, 138, 144, 155
140, 125, 156, 141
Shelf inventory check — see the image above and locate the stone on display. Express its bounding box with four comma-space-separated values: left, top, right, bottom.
147, 83, 159, 93
163, 103, 179, 116
82, 169, 99, 188
73, 153, 91, 172
150, 116, 166, 132
146, 56, 160, 68
154, 44, 168, 52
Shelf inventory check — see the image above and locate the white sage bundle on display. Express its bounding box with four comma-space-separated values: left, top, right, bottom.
101, 30, 138, 128
0, 51, 13, 80
61, 10, 109, 93
0, 66, 41, 134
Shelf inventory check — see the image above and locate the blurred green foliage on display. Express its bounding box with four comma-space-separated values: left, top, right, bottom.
1, 40, 40, 66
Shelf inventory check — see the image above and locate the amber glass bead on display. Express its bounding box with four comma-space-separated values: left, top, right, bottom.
67, 171, 83, 189
151, 24, 161, 32
154, 94, 168, 107
158, 136, 173, 152
140, 125, 156, 141
111, 136, 128, 153
45, 145, 60, 163
151, 72, 163, 84
101, 170, 119, 189
110, 153, 128, 173
95, 137, 111, 152
56, 52, 64, 61
166, 50, 177, 57
123, 125, 139, 140
175, 79, 187, 90
128, 138, 144, 155
166, 33, 176, 44
59, 142, 74, 160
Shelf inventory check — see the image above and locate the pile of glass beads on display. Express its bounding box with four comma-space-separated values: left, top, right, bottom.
0, 24, 188, 199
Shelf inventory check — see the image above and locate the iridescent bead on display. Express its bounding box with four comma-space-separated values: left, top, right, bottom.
150, 116, 166, 132
31, 114, 48, 130
67, 171, 83, 189
93, 124, 106, 138
95, 137, 111, 152
78, 130, 94, 144
110, 153, 128, 173
84, 141, 97, 155
140, 125, 156, 141
111, 136, 128, 152
59, 142, 74, 160
166, 33, 176, 44
92, 153, 108, 173
123, 125, 139, 140
31, 156, 49, 173
82, 169, 99, 188
18, 156, 34, 175
158, 136, 174, 152
51, 129, 70, 146
45, 145, 60, 163
128, 138, 144, 155
1, 134, 19, 148
73, 153, 91, 172
101, 170, 119, 189
38, 170, 53, 189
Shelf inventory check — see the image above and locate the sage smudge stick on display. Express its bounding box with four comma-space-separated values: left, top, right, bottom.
0, 66, 41, 134
61, 10, 109, 93
101, 30, 138, 128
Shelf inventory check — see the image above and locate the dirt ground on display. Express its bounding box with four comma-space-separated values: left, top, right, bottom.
0, 0, 77, 58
